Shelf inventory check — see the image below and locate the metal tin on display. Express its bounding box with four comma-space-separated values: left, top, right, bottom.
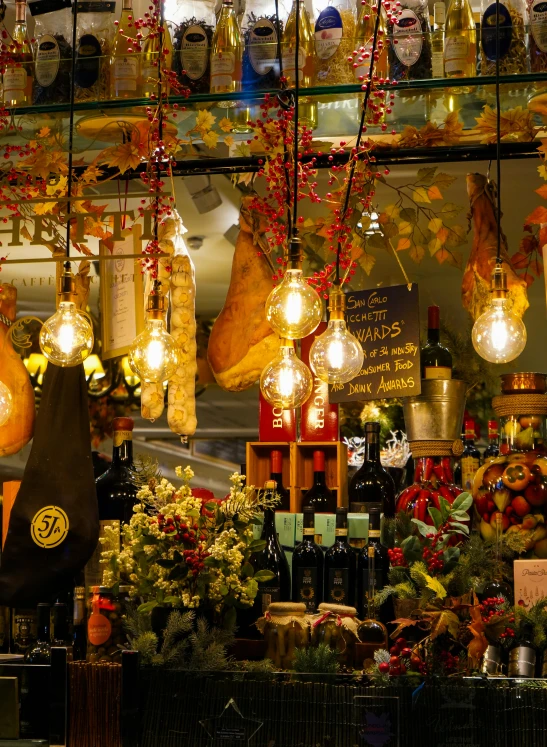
501, 373, 547, 394
508, 646, 536, 678
480, 645, 503, 676
403, 379, 467, 442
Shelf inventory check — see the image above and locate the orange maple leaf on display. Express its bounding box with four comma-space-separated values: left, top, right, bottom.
525, 205, 547, 225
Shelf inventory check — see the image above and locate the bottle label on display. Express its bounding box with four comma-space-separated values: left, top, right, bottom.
393, 10, 423, 67
3, 67, 27, 101
481, 3, 512, 61
259, 585, 281, 613
314, 6, 343, 60
88, 612, 112, 646
335, 528, 348, 537
303, 527, 315, 536
113, 429, 133, 446
531, 1, 547, 51
282, 48, 308, 82
296, 567, 318, 612
75, 33, 101, 88
181, 24, 209, 80
444, 35, 473, 74
424, 365, 452, 380
248, 18, 277, 76
432, 50, 444, 77
211, 51, 236, 88
35, 34, 60, 87
369, 529, 381, 538
461, 456, 479, 492
327, 567, 350, 604
114, 56, 138, 91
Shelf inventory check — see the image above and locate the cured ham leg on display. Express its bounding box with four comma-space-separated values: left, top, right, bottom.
208, 198, 279, 392
463, 173, 529, 321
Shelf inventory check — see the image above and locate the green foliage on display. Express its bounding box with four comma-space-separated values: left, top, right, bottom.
444, 533, 506, 597
292, 644, 340, 675
514, 598, 547, 651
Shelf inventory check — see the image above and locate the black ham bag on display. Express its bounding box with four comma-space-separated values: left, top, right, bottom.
0, 363, 99, 606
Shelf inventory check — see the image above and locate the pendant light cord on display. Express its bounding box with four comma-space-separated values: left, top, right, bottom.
336, 0, 383, 285
495, 0, 502, 266
291, 0, 300, 235
155, 1, 165, 249
65, 0, 79, 269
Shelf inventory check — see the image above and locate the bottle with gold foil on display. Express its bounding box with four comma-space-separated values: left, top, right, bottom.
461, 419, 480, 493
444, 0, 476, 83
282, 0, 317, 128
354, 0, 389, 81
142, 21, 174, 98
4, 0, 33, 106
110, 0, 140, 99
210, 0, 242, 95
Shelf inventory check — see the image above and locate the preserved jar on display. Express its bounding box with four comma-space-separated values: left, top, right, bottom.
396, 454, 462, 522
310, 603, 360, 666
473, 374, 547, 557
257, 602, 309, 669
86, 586, 129, 662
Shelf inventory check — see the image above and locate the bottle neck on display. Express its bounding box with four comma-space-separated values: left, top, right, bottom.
427, 327, 440, 344
364, 439, 381, 464
15, 2, 26, 23
112, 436, 133, 466
122, 0, 132, 10
262, 507, 276, 533
73, 599, 86, 626
368, 512, 381, 536
302, 513, 315, 536
313, 470, 326, 487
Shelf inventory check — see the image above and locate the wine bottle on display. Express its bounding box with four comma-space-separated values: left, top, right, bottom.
357, 505, 388, 618
85, 417, 139, 588
483, 420, 500, 462
354, 0, 389, 81
281, 0, 317, 128
25, 604, 51, 664
444, 0, 477, 80
72, 586, 87, 661
111, 0, 140, 99
253, 482, 291, 614
242, 0, 281, 90
431, 2, 445, 78
357, 546, 388, 666
270, 450, 291, 511
324, 507, 356, 606
348, 422, 396, 517
210, 0, 242, 95
301, 450, 336, 513
508, 622, 536, 678
142, 20, 174, 98
461, 419, 480, 493
52, 602, 70, 649
4, 0, 33, 106
292, 507, 324, 613
421, 305, 452, 380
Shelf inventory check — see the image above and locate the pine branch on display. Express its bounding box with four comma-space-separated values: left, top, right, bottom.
293, 644, 339, 674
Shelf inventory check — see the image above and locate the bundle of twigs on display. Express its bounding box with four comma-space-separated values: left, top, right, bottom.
68, 661, 122, 747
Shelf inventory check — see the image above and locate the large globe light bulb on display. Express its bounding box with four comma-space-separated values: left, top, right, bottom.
309, 287, 364, 384
0, 380, 13, 426
39, 269, 94, 367
129, 286, 179, 383
260, 339, 313, 409
472, 266, 527, 364
265, 236, 322, 340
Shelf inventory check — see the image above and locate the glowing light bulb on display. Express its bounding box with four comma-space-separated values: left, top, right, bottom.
265, 237, 323, 339
129, 286, 179, 383
260, 339, 313, 409
472, 267, 527, 364
40, 301, 94, 367
309, 288, 364, 384
0, 380, 13, 426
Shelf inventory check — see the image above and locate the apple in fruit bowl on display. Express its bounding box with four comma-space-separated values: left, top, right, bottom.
525, 481, 547, 507
489, 511, 510, 531
522, 514, 538, 530
511, 496, 531, 517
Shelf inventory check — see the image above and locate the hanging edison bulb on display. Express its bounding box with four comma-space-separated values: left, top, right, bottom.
128, 282, 180, 383
39, 265, 94, 367
472, 266, 527, 364
265, 236, 323, 340
0, 380, 13, 427
309, 286, 364, 384
260, 339, 313, 409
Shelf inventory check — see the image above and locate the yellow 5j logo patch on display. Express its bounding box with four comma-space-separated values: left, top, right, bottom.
31, 506, 69, 549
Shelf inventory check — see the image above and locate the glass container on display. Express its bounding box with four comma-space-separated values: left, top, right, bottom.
257, 602, 309, 669
310, 603, 359, 666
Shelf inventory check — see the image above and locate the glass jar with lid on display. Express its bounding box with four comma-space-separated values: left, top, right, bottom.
256, 602, 309, 669
473, 373, 547, 558
310, 603, 360, 666
86, 586, 130, 662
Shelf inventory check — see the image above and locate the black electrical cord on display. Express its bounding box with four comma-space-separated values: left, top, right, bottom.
154, 1, 165, 248
337, 0, 384, 284
495, 0, 502, 266
65, 0, 79, 271
291, 0, 300, 235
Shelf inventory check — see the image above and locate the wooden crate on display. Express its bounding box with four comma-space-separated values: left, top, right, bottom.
290, 441, 348, 512
245, 442, 292, 492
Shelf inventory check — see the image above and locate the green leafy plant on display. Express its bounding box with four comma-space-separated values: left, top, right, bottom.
292, 644, 340, 675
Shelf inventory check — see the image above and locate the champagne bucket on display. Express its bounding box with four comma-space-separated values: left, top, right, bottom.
403, 380, 467, 442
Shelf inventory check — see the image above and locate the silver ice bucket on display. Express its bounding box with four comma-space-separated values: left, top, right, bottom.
403, 379, 467, 442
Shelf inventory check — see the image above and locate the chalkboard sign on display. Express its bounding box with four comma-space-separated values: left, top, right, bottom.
329, 284, 421, 403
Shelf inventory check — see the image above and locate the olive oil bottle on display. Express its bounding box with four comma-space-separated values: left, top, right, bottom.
142, 22, 174, 98
282, 0, 317, 128
111, 0, 140, 99
4, 0, 33, 106
444, 0, 476, 88
210, 0, 242, 95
